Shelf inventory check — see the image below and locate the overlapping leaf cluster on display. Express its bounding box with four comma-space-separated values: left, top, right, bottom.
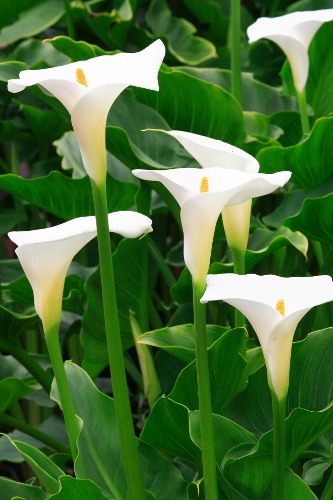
1, 0, 333, 498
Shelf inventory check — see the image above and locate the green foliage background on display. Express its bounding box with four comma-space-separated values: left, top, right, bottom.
1, 0, 333, 498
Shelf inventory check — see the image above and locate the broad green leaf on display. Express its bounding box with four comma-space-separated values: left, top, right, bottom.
189, 411, 257, 465
0, 305, 37, 344
134, 67, 245, 145
258, 117, 333, 188
180, 0, 229, 46
141, 396, 201, 465
224, 455, 317, 499
169, 328, 247, 413
0, 377, 37, 413
82, 238, 150, 378
12, 38, 69, 67
179, 67, 298, 115
138, 324, 229, 363
21, 104, 67, 149
48, 476, 108, 499
246, 226, 308, 271
52, 362, 187, 499
0, 477, 48, 500
0, 416, 68, 463
224, 327, 333, 449
107, 89, 196, 170
263, 174, 333, 228
0, 435, 63, 494
0, 61, 28, 82
54, 131, 86, 179
307, 21, 333, 118
48, 36, 106, 61
146, 0, 216, 65
0, 171, 137, 220
285, 192, 333, 244
0, 0, 64, 46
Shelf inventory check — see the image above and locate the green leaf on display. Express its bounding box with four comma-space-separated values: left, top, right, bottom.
257, 117, 333, 189
189, 411, 257, 465
138, 324, 229, 363
0, 305, 37, 344
169, 328, 247, 413
0, 477, 48, 500
134, 67, 245, 145
48, 476, 108, 499
179, 67, 298, 115
0, 435, 63, 494
0, 0, 64, 46
263, 174, 333, 228
0, 377, 37, 413
285, 192, 333, 244
82, 238, 150, 378
48, 36, 106, 61
224, 456, 317, 499
52, 362, 187, 499
146, 0, 217, 65
307, 21, 333, 118
246, 226, 308, 270
0, 171, 137, 220
141, 396, 202, 465
0, 61, 28, 82
54, 131, 86, 179
224, 327, 333, 456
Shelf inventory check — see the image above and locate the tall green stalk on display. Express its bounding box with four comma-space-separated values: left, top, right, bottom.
193, 281, 218, 500
90, 179, 146, 500
231, 247, 245, 328
272, 392, 286, 500
297, 89, 310, 136
44, 324, 79, 460
230, 0, 242, 105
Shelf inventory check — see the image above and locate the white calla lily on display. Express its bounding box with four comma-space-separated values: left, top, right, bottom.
247, 10, 333, 92
157, 130, 260, 254
133, 167, 291, 285
201, 273, 333, 400
8, 40, 165, 184
162, 130, 259, 172
8, 212, 152, 332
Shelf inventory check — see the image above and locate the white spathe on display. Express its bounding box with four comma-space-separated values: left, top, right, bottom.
156, 130, 259, 253
8, 40, 165, 184
133, 167, 291, 285
201, 273, 333, 399
8, 212, 153, 332
247, 10, 333, 92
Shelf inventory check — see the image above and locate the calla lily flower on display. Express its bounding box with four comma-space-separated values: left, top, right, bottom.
201, 273, 333, 400
7, 40, 165, 185
133, 167, 291, 285
247, 10, 333, 92
155, 130, 260, 254
8, 212, 152, 332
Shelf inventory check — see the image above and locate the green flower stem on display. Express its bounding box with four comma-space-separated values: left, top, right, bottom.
0, 412, 70, 454
272, 392, 286, 500
231, 247, 245, 328
90, 179, 146, 500
44, 324, 79, 460
230, 0, 242, 105
0, 339, 52, 393
193, 281, 218, 500
296, 88, 310, 136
